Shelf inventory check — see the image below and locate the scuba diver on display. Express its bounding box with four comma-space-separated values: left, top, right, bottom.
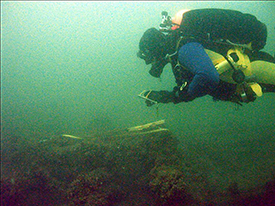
137, 8, 275, 106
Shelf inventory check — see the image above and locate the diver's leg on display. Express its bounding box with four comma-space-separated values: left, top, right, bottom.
250, 50, 275, 63
260, 84, 275, 93
178, 42, 220, 97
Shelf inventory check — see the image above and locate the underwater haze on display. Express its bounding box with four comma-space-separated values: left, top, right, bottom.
2, 1, 275, 191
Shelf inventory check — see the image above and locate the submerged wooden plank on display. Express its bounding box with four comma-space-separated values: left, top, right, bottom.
62, 134, 83, 140
132, 128, 169, 135
127, 120, 166, 132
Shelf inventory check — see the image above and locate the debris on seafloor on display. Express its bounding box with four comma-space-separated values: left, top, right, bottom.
1, 120, 275, 206
61, 134, 83, 140
127, 119, 168, 133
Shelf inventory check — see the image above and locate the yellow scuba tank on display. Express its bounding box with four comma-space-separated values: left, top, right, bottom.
205, 45, 275, 99
205, 46, 252, 84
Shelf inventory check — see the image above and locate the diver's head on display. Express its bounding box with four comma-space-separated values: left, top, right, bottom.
137, 28, 168, 78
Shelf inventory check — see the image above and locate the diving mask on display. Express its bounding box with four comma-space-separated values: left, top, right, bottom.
137, 50, 167, 78
137, 49, 154, 65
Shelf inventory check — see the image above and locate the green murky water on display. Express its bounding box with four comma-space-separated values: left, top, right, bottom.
2, 1, 275, 202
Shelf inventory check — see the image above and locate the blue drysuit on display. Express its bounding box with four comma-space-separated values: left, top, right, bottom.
178, 42, 220, 97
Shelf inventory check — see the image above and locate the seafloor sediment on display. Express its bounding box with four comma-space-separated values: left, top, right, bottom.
1, 124, 275, 206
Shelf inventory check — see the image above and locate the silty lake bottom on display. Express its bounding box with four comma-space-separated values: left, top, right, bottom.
1, 2, 275, 205
2, 122, 275, 205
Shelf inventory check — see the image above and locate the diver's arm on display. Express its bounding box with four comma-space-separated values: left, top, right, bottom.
142, 42, 220, 106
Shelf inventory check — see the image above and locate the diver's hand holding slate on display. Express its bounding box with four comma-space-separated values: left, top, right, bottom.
143, 90, 174, 106
139, 88, 195, 107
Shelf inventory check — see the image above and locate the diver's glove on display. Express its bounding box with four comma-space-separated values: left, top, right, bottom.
143, 90, 175, 107
173, 86, 195, 104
